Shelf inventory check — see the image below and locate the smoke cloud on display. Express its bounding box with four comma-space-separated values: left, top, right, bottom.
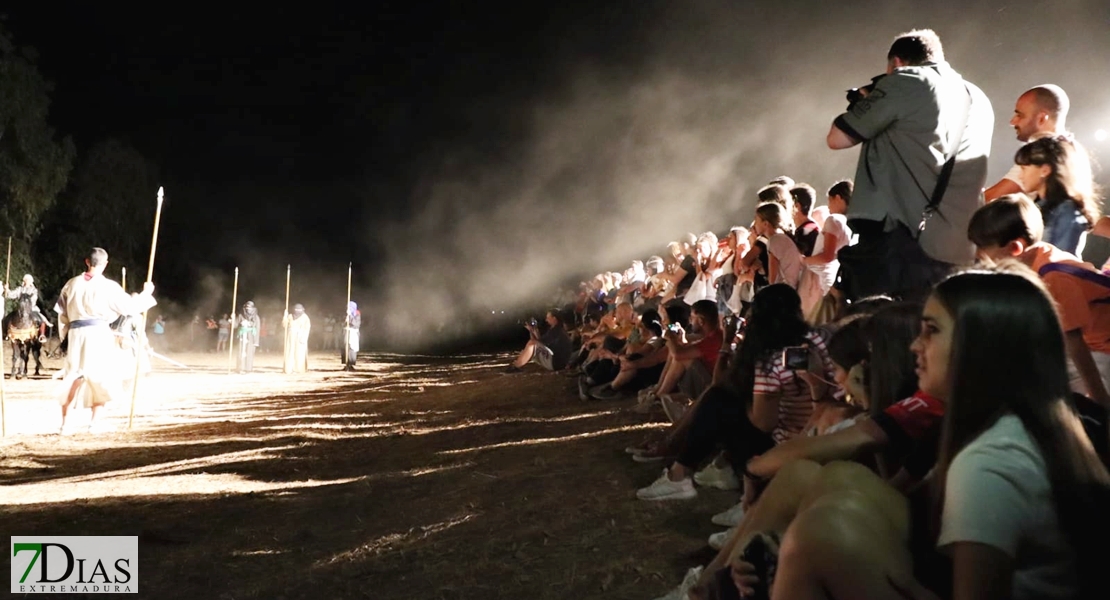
369, 0, 1110, 348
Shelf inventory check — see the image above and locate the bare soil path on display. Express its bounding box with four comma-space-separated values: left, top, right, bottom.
1, 351, 737, 599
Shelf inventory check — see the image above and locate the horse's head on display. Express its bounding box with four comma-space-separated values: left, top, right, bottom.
16, 293, 34, 315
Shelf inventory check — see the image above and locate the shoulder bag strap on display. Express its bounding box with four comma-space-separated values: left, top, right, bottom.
916, 80, 972, 238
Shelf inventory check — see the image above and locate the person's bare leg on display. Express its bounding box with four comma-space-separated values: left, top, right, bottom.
704, 461, 911, 600
59, 377, 82, 431
693, 459, 823, 593
656, 357, 688, 395
610, 365, 636, 389
652, 355, 675, 392
772, 487, 912, 600
511, 340, 537, 367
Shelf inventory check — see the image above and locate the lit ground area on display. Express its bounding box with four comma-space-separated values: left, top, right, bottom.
0, 351, 738, 599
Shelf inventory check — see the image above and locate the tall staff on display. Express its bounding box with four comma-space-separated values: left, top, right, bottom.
343, 262, 352, 365
1, 237, 9, 436
128, 187, 165, 430
283, 264, 291, 347
228, 267, 239, 373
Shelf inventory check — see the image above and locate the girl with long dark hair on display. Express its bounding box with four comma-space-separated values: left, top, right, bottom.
721, 267, 1110, 600
1014, 135, 1101, 255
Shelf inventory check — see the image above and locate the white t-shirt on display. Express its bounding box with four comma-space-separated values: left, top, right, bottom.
807, 214, 852, 293
937, 413, 1078, 600
766, 233, 805, 290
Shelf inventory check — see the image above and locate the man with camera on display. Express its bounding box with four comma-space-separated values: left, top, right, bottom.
828, 29, 994, 301
505, 309, 572, 373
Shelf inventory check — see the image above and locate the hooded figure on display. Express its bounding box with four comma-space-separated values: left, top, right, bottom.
237, 300, 261, 373
4, 273, 38, 308
282, 303, 311, 373
343, 301, 361, 371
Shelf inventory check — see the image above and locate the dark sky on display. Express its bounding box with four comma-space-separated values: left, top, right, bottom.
2, 3, 662, 311
4, 4, 578, 248
4, 2, 1110, 344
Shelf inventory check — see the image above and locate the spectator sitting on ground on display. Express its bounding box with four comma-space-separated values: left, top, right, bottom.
505, 310, 572, 373
634, 300, 722, 412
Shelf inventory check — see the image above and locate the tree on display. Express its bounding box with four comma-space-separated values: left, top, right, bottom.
35, 138, 160, 294
0, 24, 75, 294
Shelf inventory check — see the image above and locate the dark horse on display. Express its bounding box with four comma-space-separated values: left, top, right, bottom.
3, 294, 46, 379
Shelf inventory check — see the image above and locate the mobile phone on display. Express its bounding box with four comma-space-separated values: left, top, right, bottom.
739, 532, 780, 600
666, 322, 682, 333
782, 345, 809, 370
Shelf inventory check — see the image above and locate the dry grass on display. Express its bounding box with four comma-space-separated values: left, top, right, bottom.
0, 351, 737, 599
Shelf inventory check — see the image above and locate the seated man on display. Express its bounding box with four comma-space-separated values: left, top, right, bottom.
587, 309, 669, 400
647, 299, 723, 404
970, 194, 1110, 409
505, 309, 572, 373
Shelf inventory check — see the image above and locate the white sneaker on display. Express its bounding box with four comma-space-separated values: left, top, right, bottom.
653, 566, 703, 600
708, 527, 736, 551
694, 462, 740, 490
637, 469, 697, 501
711, 502, 746, 527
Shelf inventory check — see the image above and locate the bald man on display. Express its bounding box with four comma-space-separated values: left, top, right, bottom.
984, 84, 1070, 202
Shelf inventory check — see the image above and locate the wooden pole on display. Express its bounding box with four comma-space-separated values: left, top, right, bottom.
0, 333, 4, 436
282, 265, 291, 371
128, 187, 165, 430
228, 267, 239, 373
0, 237, 7, 436
343, 262, 352, 365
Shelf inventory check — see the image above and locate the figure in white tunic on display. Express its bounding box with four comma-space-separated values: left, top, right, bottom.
54, 247, 156, 434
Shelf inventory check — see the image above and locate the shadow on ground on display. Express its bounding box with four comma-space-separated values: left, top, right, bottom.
1, 353, 736, 600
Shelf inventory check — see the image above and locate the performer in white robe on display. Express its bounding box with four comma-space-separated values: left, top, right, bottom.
343, 301, 360, 371
54, 247, 156, 434
282, 303, 311, 373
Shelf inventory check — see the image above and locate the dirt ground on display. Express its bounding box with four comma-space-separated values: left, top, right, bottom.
1, 350, 740, 599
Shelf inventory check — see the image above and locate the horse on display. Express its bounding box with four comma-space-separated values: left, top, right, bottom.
3, 294, 46, 379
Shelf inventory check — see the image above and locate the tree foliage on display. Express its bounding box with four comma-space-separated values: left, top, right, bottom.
35, 139, 160, 294
0, 25, 75, 292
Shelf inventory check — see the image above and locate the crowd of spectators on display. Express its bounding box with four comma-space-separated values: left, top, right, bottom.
504, 29, 1110, 600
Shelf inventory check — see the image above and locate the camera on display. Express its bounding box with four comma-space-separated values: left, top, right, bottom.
529, 318, 538, 328
846, 74, 886, 106
782, 345, 810, 370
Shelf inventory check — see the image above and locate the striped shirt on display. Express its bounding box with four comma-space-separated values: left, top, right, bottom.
753, 330, 834, 443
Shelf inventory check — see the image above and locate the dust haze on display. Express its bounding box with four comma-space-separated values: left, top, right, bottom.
370, 0, 1110, 349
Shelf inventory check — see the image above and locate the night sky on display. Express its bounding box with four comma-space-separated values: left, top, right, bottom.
4, 4, 582, 258
4, 1, 1110, 345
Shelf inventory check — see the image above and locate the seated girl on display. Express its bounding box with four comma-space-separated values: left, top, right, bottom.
721, 266, 1110, 600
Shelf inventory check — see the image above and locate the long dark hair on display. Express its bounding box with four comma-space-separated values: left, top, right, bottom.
932, 267, 1110, 597
727, 284, 809, 401
1015, 135, 1101, 227
862, 302, 921, 415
